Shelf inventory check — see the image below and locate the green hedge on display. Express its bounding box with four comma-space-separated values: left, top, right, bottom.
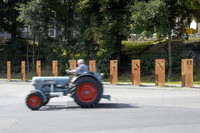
122, 41, 155, 55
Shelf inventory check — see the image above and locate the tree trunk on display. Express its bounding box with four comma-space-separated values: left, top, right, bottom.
168, 33, 172, 78
32, 34, 35, 70
115, 34, 123, 72
115, 34, 122, 60
11, 21, 17, 42
37, 30, 40, 60
177, 15, 184, 39
26, 25, 29, 72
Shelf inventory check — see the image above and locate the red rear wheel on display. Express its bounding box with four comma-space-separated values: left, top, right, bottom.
77, 83, 97, 103
74, 77, 103, 107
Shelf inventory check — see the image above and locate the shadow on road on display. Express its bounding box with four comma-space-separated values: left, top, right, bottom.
95, 103, 138, 109
40, 103, 138, 111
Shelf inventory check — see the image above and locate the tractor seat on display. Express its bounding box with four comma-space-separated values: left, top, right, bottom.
76, 71, 94, 76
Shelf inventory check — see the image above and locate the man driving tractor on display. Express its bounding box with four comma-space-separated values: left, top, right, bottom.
66, 59, 89, 74
26, 58, 109, 110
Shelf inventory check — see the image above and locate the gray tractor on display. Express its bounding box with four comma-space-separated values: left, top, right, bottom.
26, 72, 108, 110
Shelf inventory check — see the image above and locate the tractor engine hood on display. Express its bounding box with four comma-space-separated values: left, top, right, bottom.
32, 77, 70, 88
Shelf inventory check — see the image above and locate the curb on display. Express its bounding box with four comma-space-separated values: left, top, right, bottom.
0, 80, 200, 91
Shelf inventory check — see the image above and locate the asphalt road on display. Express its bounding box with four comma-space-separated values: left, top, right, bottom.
0, 82, 200, 133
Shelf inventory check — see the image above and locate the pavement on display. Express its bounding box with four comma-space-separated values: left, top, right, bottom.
0, 81, 200, 133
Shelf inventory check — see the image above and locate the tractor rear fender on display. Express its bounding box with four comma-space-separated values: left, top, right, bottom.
71, 74, 102, 85
30, 90, 47, 102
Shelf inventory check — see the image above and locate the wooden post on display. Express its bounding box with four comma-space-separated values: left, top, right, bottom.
7, 61, 11, 82
110, 60, 118, 85
52, 60, 58, 77
36, 61, 41, 76
70, 60, 76, 70
155, 59, 165, 87
132, 60, 140, 86
89, 60, 96, 73
21, 61, 25, 82
70, 60, 76, 76
182, 59, 193, 88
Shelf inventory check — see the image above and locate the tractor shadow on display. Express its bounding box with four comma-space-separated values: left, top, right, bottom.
40, 102, 138, 111
95, 103, 138, 109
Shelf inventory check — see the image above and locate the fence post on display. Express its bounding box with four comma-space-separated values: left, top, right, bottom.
110, 60, 118, 85
7, 61, 11, 82
132, 60, 140, 86
70, 60, 76, 70
89, 60, 96, 73
182, 59, 193, 88
52, 60, 58, 77
21, 61, 25, 82
70, 60, 76, 76
155, 59, 165, 87
36, 61, 41, 77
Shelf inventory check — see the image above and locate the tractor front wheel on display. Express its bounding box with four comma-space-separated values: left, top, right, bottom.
26, 92, 43, 110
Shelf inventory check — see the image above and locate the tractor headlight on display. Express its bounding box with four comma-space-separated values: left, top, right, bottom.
100, 73, 104, 78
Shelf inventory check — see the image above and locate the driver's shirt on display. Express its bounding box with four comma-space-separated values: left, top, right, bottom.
70, 64, 89, 74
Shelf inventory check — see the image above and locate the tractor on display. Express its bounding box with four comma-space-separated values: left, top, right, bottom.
25, 72, 108, 110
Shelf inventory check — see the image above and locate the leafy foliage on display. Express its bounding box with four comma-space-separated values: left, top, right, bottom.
0, 0, 25, 41
78, 0, 133, 62
122, 41, 155, 55
131, 0, 172, 36
0, 0, 200, 77
1, 38, 27, 72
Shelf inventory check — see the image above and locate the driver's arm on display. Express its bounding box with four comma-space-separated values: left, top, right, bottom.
70, 66, 81, 73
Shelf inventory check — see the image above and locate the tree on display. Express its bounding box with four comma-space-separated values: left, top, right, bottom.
175, 0, 200, 38
0, 0, 25, 42
131, 0, 176, 78
131, 0, 200, 78
18, 0, 78, 62
78, 0, 133, 71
